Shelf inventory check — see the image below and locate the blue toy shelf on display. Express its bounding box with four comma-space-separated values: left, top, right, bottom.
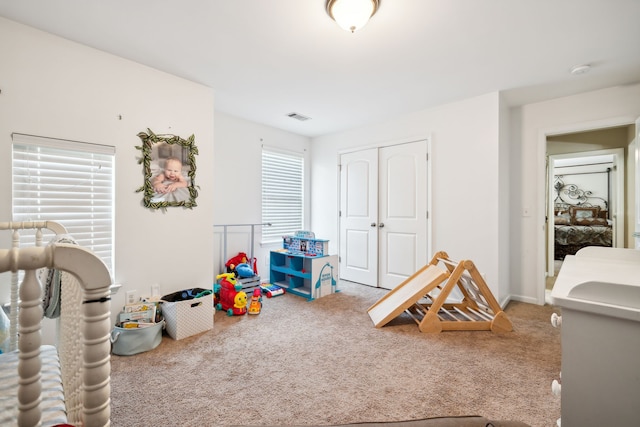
269, 251, 338, 301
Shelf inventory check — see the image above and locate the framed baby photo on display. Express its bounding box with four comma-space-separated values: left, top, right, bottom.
136, 129, 198, 210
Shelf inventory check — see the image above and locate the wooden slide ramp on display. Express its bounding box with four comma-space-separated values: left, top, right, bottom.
367, 251, 513, 333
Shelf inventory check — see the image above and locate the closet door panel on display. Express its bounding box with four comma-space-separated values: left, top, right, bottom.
379, 141, 427, 290
339, 148, 378, 286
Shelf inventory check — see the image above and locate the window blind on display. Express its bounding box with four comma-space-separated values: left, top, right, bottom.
261, 148, 304, 242
11, 133, 115, 274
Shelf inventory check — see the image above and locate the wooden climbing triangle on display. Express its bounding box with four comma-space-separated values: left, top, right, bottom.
367, 251, 513, 333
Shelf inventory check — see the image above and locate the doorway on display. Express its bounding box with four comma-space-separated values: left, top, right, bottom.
339, 139, 429, 290
544, 125, 633, 296
546, 150, 623, 285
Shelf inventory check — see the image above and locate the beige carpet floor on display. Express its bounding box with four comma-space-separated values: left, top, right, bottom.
110, 281, 562, 427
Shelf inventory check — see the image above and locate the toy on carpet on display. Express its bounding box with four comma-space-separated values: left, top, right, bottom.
225, 252, 258, 278
215, 272, 248, 316
235, 262, 254, 278
247, 288, 262, 315
260, 283, 285, 298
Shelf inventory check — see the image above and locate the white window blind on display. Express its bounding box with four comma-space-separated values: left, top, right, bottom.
262, 147, 304, 242
11, 133, 115, 274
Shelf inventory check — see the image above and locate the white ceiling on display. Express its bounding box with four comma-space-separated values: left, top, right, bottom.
1, 0, 639, 137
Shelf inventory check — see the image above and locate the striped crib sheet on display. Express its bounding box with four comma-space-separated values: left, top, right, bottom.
0, 344, 68, 426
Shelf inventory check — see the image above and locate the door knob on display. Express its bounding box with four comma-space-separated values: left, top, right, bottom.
379, 223, 385, 228
370, 222, 377, 227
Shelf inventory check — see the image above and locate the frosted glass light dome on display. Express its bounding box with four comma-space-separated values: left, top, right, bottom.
326, 0, 380, 33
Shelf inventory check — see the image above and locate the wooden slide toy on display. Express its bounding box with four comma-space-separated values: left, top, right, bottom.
367, 251, 513, 333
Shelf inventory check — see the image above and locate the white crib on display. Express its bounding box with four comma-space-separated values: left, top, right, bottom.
0, 221, 112, 426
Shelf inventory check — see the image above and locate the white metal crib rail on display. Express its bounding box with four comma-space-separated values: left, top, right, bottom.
0, 244, 112, 426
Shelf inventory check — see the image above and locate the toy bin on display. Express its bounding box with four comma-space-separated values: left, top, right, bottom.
110, 320, 164, 356
161, 288, 214, 340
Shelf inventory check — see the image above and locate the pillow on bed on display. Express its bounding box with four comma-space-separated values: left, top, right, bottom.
574, 217, 609, 226
554, 214, 571, 225
570, 206, 600, 224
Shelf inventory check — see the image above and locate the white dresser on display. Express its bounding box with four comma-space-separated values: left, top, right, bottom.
551, 247, 640, 427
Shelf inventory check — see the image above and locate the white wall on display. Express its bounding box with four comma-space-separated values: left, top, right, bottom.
0, 17, 215, 330
213, 112, 311, 277
310, 92, 506, 302
511, 84, 640, 304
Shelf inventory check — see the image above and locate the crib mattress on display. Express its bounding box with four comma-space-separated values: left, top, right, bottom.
0, 345, 68, 426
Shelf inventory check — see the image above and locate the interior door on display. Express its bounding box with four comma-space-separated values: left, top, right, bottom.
378, 142, 428, 289
339, 148, 378, 286
339, 141, 428, 289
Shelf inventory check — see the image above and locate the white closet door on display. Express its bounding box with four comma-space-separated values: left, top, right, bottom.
339, 148, 378, 286
378, 141, 428, 289
339, 140, 428, 289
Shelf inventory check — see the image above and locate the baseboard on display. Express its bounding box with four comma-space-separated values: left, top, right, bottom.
507, 294, 540, 305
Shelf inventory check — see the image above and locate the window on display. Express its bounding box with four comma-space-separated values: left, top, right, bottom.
12, 133, 115, 274
261, 147, 304, 243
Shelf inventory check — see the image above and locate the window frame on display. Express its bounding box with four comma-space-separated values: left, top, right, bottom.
261, 146, 305, 244
11, 133, 116, 274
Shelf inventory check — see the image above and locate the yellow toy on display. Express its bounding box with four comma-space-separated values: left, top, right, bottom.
234, 291, 248, 311
216, 272, 237, 286
248, 288, 262, 315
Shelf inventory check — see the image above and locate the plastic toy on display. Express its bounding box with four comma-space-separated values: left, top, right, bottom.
260, 283, 285, 298
248, 288, 262, 315
215, 273, 247, 316
235, 263, 254, 278
225, 252, 247, 270
233, 291, 248, 312
225, 252, 258, 277
216, 272, 238, 287
180, 288, 212, 300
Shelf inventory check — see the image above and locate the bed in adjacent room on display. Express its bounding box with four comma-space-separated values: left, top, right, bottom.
552, 176, 613, 260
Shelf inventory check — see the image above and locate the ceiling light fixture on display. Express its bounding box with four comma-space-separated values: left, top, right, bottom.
326, 0, 380, 33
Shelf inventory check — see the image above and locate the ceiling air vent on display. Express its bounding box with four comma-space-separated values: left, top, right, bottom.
287, 112, 311, 122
